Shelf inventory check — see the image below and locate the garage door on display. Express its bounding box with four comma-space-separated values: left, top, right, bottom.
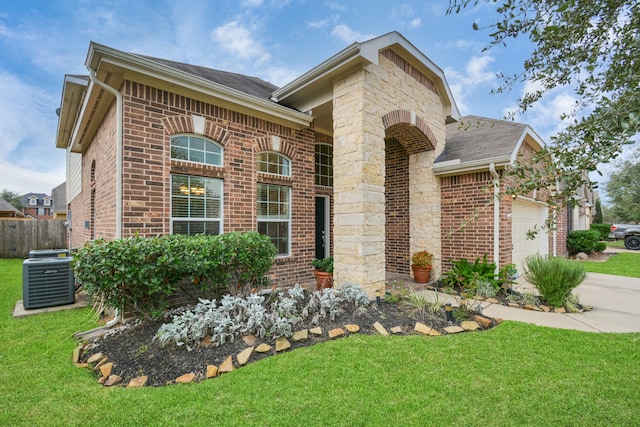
512, 199, 549, 272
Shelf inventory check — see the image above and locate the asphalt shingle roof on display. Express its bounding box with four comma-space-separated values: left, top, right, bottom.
136, 55, 279, 100
437, 115, 528, 164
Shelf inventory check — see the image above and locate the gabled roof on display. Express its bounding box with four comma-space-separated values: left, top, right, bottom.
0, 198, 25, 217
57, 42, 312, 153
433, 115, 546, 175
272, 31, 460, 123
137, 55, 278, 100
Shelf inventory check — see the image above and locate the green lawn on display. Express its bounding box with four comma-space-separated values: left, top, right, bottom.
580, 245, 640, 278
1, 258, 639, 426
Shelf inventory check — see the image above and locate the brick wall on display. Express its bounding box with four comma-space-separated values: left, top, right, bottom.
440, 171, 498, 271
71, 79, 322, 287
385, 137, 410, 275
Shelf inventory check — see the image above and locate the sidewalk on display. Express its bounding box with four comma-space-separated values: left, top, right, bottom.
423, 272, 640, 333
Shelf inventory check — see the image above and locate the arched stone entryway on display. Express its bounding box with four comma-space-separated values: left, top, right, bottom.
382, 110, 438, 276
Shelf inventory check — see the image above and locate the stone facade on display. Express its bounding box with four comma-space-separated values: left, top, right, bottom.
332, 51, 446, 296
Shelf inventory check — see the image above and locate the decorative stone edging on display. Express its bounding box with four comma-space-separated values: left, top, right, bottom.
74, 314, 498, 388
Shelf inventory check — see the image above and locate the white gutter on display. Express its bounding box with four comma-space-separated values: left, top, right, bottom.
433, 156, 511, 176
489, 163, 500, 274
88, 68, 123, 327
88, 69, 122, 240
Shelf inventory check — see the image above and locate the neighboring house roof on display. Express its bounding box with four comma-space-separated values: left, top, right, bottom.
433, 115, 546, 175
136, 55, 278, 100
0, 198, 26, 217
20, 193, 52, 207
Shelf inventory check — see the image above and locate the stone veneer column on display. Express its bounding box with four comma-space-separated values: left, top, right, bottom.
332, 70, 386, 298
409, 150, 441, 278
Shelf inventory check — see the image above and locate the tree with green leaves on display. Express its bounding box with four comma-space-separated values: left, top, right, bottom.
448, 0, 639, 228
593, 198, 603, 224
603, 148, 640, 223
0, 188, 24, 211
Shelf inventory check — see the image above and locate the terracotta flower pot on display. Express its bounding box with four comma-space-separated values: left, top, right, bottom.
314, 270, 333, 290
411, 265, 432, 284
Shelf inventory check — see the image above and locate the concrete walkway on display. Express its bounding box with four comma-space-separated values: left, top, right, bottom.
483, 273, 640, 332
421, 271, 640, 333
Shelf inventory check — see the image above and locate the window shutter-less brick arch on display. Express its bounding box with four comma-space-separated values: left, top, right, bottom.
382, 110, 437, 154
253, 136, 298, 160
162, 115, 230, 146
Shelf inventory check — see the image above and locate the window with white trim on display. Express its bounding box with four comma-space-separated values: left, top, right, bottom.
257, 184, 290, 256
29, 197, 37, 206
315, 144, 333, 186
171, 174, 222, 235
43, 198, 51, 206
257, 151, 291, 176
171, 135, 222, 166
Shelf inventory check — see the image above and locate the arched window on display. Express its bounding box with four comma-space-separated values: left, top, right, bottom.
257, 151, 291, 176
315, 144, 333, 186
171, 135, 222, 166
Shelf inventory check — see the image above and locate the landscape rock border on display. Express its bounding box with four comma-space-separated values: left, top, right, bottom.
74, 314, 499, 388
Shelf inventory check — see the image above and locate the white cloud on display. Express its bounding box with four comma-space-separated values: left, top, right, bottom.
308, 18, 331, 29
211, 21, 271, 64
392, 4, 422, 29
242, 0, 263, 7
444, 55, 497, 115
0, 160, 65, 195
331, 24, 375, 44
262, 66, 301, 88
0, 71, 64, 194
326, 2, 348, 12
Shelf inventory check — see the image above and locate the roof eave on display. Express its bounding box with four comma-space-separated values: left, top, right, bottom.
433, 156, 512, 176
85, 41, 312, 127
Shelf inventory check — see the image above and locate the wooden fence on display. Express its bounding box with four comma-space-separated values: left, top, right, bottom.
0, 219, 67, 258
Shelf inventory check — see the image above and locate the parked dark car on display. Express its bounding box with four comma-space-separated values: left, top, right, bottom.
609, 224, 640, 250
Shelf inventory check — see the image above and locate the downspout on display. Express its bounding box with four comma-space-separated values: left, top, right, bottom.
88, 68, 123, 327
489, 163, 500, 275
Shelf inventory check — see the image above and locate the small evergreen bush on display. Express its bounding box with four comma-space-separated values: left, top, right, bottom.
594, 241, 607, 252
566, 230, 601, 255
523, 254, 586, 307
590, 223, 612, 241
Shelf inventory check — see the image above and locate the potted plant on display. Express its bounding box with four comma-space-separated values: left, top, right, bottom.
311, 256, 333, 290
411, 250, 433, 284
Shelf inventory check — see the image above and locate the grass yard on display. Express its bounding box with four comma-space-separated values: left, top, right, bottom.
1, 258, 639, 426
580, 244, 640, 278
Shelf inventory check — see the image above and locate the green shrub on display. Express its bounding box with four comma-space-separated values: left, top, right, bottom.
594, 241, 607, 252
443, 255, 497, 294
523, 254, 586, 307
566, 230, 601, 254
72, 231, 276, 319
590, 223, 612, 241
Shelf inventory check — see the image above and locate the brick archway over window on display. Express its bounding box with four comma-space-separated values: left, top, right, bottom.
161, 115, 230, 146
382, 110, 437, 154
253, 136, 298, 161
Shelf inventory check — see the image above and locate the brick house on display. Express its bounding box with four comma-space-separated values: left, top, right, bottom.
55, 32, 566, 296
434, 116, 568, 274
20, 193, 54, 219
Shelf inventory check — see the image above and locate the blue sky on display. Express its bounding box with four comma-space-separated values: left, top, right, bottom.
0, 0, 595, 197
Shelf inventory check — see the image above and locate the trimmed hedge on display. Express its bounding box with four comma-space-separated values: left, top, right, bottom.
72, 231, 276, 319
590, 223, 612, 241
566, 230, 601, 255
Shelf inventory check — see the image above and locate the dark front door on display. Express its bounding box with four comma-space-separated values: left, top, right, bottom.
315, 196, 327, 259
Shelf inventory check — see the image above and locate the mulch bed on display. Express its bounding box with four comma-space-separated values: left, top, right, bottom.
79, 298, 491, 387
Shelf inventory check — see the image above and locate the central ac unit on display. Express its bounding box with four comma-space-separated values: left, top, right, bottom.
22, 257, 75, 309
29, 249, 69, 259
